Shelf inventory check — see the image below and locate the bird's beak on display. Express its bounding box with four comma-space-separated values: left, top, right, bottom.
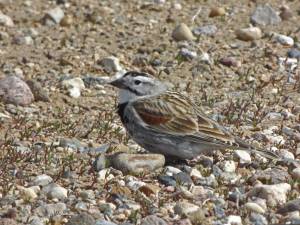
109, 78, 125, 88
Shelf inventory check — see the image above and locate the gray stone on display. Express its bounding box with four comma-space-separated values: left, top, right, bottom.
250, 213, 268, 225
13, 35, 33, 45
0, 11, 14, 27
32, 174, 53, 186
34, 203, 66, 217
158, 175, 176, 186
173, 172, 193, 186
251, 4, 281, 26
26, 80, 50, 102
178, 48, 197, 60
141, 215, 168, 225
174, 202, 200, 216
29, 217, 44, 225
247, 183, 291, 207
61, 77, 85, 98
111, 153, 165, 174
288, 49, 300, 59
66, 213, 95, 225
0, 76, 34, 106
45, 185, 68, 200
59, 138, 88, 152
249, 168, 290, 184
277, 199, 300, 214
93, 154, 109, 171
234, 150, 251, 163
44, 7, 64, 25
193, 25, 217, 36
98, 56, 123, 73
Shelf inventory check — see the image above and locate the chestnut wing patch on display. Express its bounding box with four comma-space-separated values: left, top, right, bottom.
133, 94, 199, 134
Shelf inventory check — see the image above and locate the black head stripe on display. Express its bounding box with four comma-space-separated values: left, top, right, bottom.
123, 71, 149, 78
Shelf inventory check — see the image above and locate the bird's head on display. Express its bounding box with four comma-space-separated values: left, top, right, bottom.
109, 71, 167, 103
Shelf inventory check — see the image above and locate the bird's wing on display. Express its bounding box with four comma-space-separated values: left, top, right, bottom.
132, 91, 279, 160
132, 91, 235, 145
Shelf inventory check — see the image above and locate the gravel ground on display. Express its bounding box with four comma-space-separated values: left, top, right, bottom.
1, 0, 300, 224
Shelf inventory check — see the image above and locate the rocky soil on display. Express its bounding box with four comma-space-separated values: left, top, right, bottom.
1, 0, 300, 224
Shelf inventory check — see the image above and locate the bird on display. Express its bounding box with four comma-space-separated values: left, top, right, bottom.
109, 71, 279, 161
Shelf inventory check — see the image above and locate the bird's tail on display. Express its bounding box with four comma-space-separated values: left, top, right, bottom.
234, 137, 280, 160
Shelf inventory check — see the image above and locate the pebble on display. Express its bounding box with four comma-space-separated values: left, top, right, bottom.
61, 77, 85, 98
287, 49, 300, 59
19, 187, 38, 202
251, 4, 281, 26
95, 221, 117, 225
189, 168, 202, 179
0, 11, 14, 27
0, 218, 18, 225
127, 180, 146, 191
111, 153, 165, 174
250, 213, 268, 225
93, 154, 109, 171
274, 33, 294, 46
195, 174, 218, 187
158, 175, 176, 186
234, 150, 251, 164
13, 35, 34, 45
174, 202, 200, 216
222, 160, 236, 173
140, 215, 167, 225
26, 80, 50, 102
244, 202, 265, 214
138, 184, 160, 196
219, 57, 241, 67
247, 183, 291, 207
280, 5, 293, 20
172, 23, 195, 41
59, 137, 87, 151
193, 25, 217, 36
29, 217, 44, 225
60, 14, 73, 26
98, 202, 116, 214
44, 7, 65, 25
279, 149, 294, 160
99, 56, 123, 73
66, 213, 95, 225
227, 215, 242, 225
277, 198, 300, 214
34, 203, 66, 217
172, 3, 182, 10
164, 166, 182, 176
173, 172, 193, 186
179, 48, 197, 60
292, 168, 300, 179
235, 27, 262, 41
44, 184, 68, 200
249, 168, 290, 184
209, 7, 226, 17
80, 190, 95, 201
75, 201, 88, 211
0, 76, 34, 106
32, 174, 53, 186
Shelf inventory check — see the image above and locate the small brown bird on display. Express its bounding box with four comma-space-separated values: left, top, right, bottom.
109, 71, 279, 160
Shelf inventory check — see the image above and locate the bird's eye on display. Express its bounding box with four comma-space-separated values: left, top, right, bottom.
134, 80, 141, 85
